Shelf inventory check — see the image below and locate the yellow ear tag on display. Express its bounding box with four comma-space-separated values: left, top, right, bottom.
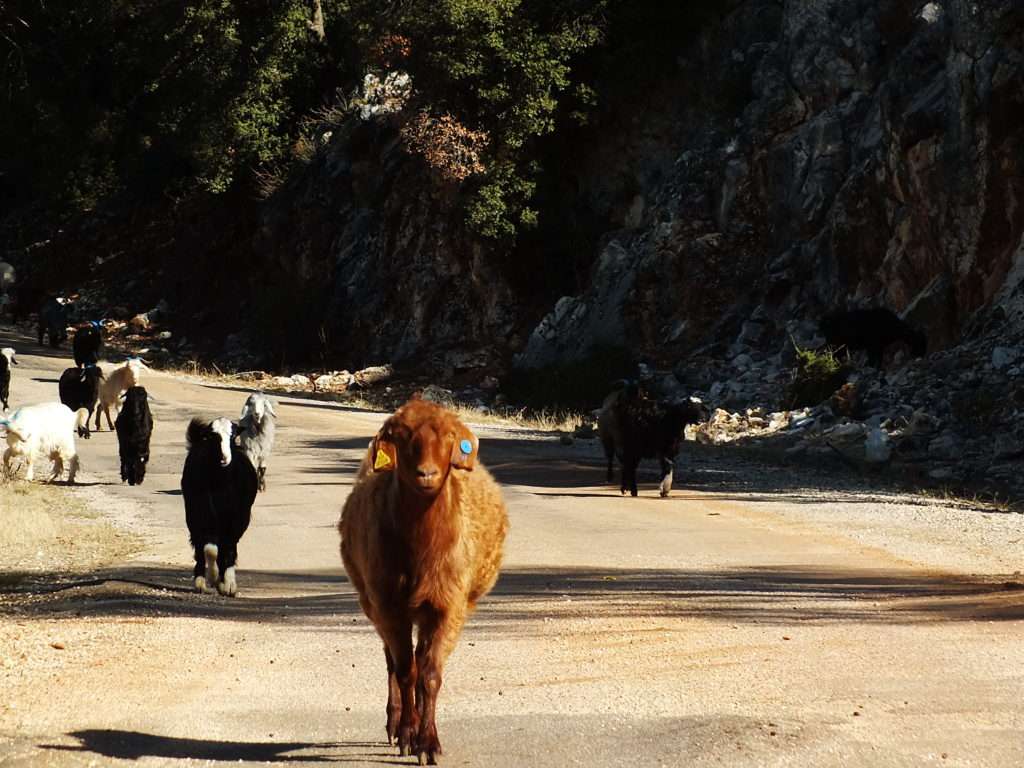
374, 448, 392, 470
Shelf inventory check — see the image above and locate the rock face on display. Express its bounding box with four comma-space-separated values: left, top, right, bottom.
249, 121, 520, 374
520, 0, 1024, 367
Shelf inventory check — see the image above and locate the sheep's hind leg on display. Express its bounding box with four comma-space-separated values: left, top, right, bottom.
384, 647, 402, 745
257, 466, 266, 492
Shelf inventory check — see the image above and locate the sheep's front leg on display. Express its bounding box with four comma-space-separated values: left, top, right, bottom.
414, 608, 464, 765
658, 456, 674, 498
377, 618, 417, 756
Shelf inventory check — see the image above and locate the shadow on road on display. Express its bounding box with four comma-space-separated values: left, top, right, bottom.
3, 563, 1020, 625
42, 730, 405, 765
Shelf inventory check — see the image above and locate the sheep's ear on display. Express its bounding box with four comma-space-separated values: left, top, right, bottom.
371, 436, 397, 473
450, 424, 478, 471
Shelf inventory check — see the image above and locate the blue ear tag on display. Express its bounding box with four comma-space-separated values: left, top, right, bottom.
459, 439, 473, 455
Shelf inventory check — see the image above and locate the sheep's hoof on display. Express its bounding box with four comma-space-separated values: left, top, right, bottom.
193, 576, 209, 593
659, 489, 670, 498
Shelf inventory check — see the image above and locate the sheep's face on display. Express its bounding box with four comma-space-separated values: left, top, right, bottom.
210, 417, 234, 467
242, 394, 276, 426
125, 359, 144, 382
372, 400, 478, 498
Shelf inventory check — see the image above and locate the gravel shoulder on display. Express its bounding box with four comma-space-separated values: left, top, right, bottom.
1, 323, 1022, 768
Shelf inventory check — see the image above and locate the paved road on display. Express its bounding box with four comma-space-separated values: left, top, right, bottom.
1, 325, 1022, 767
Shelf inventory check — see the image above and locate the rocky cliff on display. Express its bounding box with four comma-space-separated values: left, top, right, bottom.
519, 0, 1024, 374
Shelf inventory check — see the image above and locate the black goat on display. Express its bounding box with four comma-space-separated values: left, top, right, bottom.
819, 308, 926, 368
37, 297, 69, 348
181, 418, 258, 597
73, 322, 104, 368
58, 365, 104, 438
598, 381, 708, 497
115, 386, 153, 486
0, 347, 15, 411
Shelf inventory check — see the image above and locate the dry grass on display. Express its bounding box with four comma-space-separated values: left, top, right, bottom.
149, 363, 589, 434
0, 478, 142, 581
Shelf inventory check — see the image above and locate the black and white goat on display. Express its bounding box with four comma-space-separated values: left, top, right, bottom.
238, 393, 276, 492
181, 418, 258, 596
73, 321, 104, 368
58, 365, 104, 438
37, 297, 69, 348
115, 386, 153, 486
598, 381, 708, 497
0, 347, 16, 411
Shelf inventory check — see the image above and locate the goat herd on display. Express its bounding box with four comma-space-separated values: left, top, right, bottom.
1, 324, 716, 765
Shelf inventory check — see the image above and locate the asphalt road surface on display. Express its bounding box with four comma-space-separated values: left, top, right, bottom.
1, 325, 1022, 767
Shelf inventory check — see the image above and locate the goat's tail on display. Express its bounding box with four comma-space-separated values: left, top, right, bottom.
74, 408, 90, 434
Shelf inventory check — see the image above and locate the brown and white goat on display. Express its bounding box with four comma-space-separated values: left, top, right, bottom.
338, 399, 508, 765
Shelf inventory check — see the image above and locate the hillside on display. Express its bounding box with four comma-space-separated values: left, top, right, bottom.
3, 1, 1024, 489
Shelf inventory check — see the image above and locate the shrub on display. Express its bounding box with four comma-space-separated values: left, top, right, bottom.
786, 344, 849, 409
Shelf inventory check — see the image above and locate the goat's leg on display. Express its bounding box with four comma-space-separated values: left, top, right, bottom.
621, 453, 640, 497
414, 608, 465, 765
601, 436, 615, 483
216, 540, 239, 597
658, 456, 674, 498
49, 452, 64, 482
2, 447, 12, 478
191, 543, 213, 592
257, 466, 266, 492
104, 402, 116, 431
384, 647, 402, 745
376, 618, 417, 756
95, 403, 104, 431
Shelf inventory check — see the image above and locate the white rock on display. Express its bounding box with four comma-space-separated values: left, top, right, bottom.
919, 2, 942, 24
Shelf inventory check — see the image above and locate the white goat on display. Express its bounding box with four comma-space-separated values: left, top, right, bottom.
96, 358, 145, 431
238, 393, 277, 491
2, 402, 86, 482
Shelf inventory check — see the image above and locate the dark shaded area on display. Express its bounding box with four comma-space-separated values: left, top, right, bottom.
2, 563, 1020, 626
43, 730, 403, 765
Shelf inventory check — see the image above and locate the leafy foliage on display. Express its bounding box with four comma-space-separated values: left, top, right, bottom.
2, 0, 721, 243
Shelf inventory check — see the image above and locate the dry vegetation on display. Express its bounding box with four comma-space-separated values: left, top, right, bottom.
0, 479, 141, 587
158, 362, 588, 434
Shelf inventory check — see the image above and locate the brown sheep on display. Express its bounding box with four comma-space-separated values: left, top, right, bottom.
338, 399, 509, 765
